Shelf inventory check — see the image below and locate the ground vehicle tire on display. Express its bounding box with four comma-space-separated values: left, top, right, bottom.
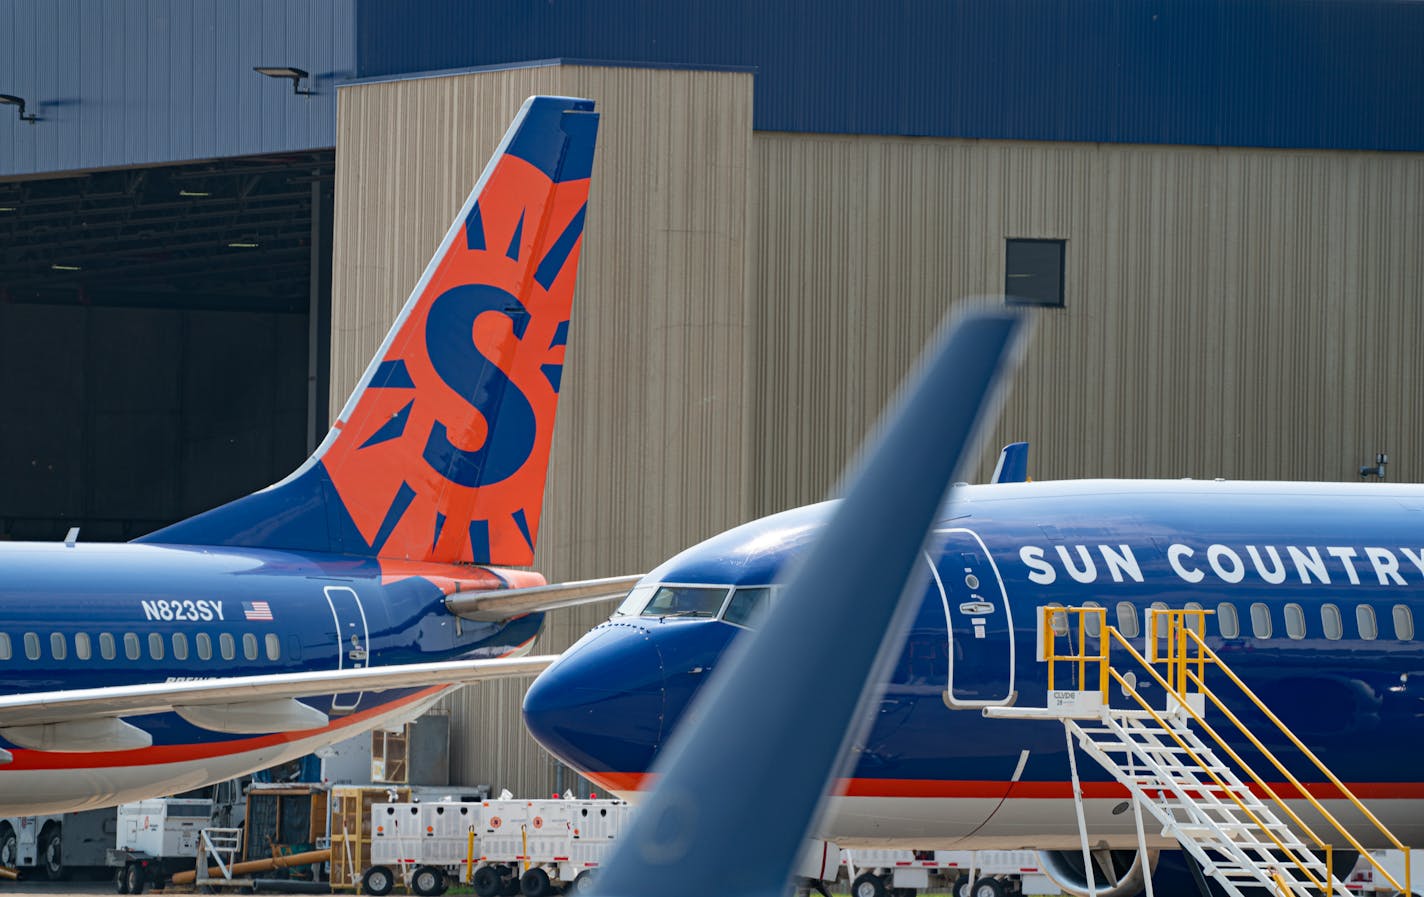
362, 865, 395, 897
124, 862, 145, 895
115, 867, 130, 894
852, 872, 889, 897
0, 825, 17, 871
570, 870, 595, 894
411, 865, 445, 897
472, 866, 504, 897
971, 878, 1005, 897
500, 866, 521, 897
519, 867, 552, 897
40, 826, 66, 881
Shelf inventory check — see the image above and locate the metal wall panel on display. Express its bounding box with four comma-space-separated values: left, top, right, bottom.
353, 0, 1424, 152
0, 0, 354, 177
331, 64, 754, 797
749, 134, 1424, 514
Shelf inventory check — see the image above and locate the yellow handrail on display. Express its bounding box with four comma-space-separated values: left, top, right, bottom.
1177, 625, 1409, 895
1042, 606, 1108, 695
1105, 630, 1329, 895
1038, 604, 1412, 897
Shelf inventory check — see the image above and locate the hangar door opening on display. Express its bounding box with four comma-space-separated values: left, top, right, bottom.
0, 152, 334, 542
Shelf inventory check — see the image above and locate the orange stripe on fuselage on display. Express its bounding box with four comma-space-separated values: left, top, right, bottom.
580, 771, 1424, 802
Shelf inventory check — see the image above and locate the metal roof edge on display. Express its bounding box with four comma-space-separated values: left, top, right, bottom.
340, 57, 757, 89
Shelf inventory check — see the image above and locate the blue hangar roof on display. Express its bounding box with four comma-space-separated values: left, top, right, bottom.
3, 0, 1422, 177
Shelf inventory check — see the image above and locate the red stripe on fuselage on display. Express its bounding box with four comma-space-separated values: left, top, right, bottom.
1, 685, 450, 771
581, 771, 1424, 802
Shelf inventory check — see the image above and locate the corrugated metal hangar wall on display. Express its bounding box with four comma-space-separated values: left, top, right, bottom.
331, 64, 1424, 795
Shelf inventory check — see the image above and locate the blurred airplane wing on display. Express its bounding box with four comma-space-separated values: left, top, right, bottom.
591, 303, 1031, 897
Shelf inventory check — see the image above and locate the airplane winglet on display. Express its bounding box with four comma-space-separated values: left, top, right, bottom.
589, 303, 1032, 897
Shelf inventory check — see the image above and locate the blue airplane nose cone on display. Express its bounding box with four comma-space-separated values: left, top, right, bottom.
522, 621, 668, 779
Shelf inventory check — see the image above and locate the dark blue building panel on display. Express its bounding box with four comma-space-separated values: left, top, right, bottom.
2, 0, 1421, 178
355, 0, 1424, 153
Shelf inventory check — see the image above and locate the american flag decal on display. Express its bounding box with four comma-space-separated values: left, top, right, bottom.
243, 601, 273, 621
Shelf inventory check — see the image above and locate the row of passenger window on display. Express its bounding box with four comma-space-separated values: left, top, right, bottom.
0, 630, 283, 663
1076, 600, 1414, 642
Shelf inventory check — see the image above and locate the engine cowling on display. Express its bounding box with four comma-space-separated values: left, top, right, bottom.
1037, 849, 1157, 897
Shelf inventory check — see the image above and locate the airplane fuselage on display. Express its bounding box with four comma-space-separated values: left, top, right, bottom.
0, 541, 542, 814
522, 479, 1424, 849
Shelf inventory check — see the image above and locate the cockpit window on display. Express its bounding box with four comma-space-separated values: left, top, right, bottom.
723, 587, 774, 629
613, 584, 657, 617
638, 586, 730, 619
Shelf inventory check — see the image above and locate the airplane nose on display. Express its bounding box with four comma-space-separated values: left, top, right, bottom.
522, 621, 667, 778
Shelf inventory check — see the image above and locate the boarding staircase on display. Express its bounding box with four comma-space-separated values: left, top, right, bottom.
985, 607, 1411, 897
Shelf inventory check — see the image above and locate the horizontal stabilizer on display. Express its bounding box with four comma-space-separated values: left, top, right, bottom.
0, 656, 556, 731
445, 574, 642, 621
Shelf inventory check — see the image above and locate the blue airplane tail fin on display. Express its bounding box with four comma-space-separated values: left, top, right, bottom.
137, 96, 600, 565
991, 441, 1030, 483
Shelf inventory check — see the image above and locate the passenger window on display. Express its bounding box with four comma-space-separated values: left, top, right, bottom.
1321, 604, 1343, 640
287, 635, 302, 661
639, 586, 729, 619
75, 633, 91, 661
265, 633, 281, 661
1216, 603, 1239, 639
1284, 603, 1306, 640
100, 633, 116, 660
147, 632, 164, 660
50, 632, 67, 661
1115, 602, 1140, 638
1393, 605, 1414, 641
242, 633, 258, 661
124, 633, 141, 660
24, 632, 39, 661
723, 588, 772, 629
1149, 602, 1170, 643
220, 633, 235, 661
1082, 601, 1103, 638
197, 633, 213, 661
1250, 603, 1272, 639
172, 633, 189, 661
1046, 602, 1068, 636
1357, 605, 1378, 640
0, 633, 9, 661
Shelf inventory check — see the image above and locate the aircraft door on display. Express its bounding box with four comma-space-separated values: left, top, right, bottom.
324, 585, 370, 714
933, 528, 1014, 707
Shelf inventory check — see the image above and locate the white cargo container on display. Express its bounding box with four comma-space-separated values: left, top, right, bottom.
359, 797, 631, 897
845, 848, 1061, 897
108, 799, 213, 894
116, 800, 212, 858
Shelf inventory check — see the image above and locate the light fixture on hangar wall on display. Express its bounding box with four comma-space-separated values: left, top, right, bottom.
0, 94, 39, 124
253, 67, 314, 97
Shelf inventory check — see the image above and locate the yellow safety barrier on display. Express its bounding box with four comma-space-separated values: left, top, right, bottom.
1039, 605, 1412, 897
